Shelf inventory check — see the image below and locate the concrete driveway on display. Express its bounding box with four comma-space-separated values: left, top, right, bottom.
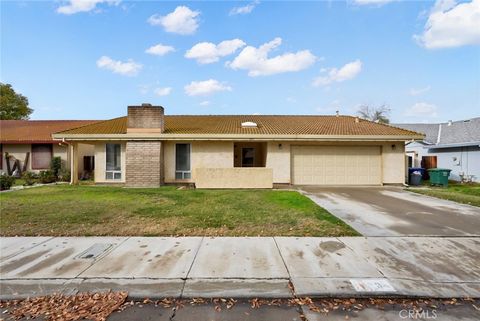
300, 186, 480, 236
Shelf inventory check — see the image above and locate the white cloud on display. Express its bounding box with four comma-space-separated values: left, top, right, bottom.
184, 79, 232, 96
404, 102, 439, 117
57, 0, 119, 15
199, 100, 211, 106
154, 87, 172, 96
353, 0, 394, 5
414, 0, 480, 49
227, 37, 316, 76
96, 56, 142, 76
147, 6, 200, 35
185, 39, 246, 64
312, 60, 362, 86
145, 44, 175, 56
229, 0, 259, 15
409, 86, 431, 96
138, 84, 150, 94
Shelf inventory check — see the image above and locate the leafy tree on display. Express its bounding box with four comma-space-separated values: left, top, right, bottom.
357, 104, 391, 124
0, 83, 33, 120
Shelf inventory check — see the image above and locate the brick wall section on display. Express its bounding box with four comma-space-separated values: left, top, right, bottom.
126, 141, 162, 187
127, 105, 164, 130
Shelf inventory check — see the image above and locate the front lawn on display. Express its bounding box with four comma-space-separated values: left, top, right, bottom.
0, 185, 358, 237
407, 182, 480, 207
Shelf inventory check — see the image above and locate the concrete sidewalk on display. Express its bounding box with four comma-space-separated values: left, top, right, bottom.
1, 236, 479, 300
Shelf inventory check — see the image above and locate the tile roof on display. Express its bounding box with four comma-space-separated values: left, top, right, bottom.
0, 120, 99, 143
57, 115, 422, 137
394, 117, 480, 146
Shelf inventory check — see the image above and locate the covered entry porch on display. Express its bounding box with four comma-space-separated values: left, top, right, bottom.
194, 141, 272, 189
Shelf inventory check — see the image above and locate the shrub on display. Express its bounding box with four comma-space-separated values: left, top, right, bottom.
50, 156, 62, 177
0, 175, 15, 191
22, 171, 38, 186
38, 170, 57, 184
58, 168, 71, 182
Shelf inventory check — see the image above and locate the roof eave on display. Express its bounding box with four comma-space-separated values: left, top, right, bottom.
0, 140, 61, 144
423, 142, 480, 149
52, 133, 424, 141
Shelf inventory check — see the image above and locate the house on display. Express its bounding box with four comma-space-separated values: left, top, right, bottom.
51, 104, 423, 188
394, 118, 480, 182
0, 120, 97, 177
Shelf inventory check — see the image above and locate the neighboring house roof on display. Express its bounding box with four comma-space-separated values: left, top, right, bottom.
391, 123, 439, 144
55, 115, 422, 138
394, 117, 480, 148
0, 120, 99, 144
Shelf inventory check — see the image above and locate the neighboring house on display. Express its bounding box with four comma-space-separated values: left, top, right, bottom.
394, 118, 480, 182
0, 120, 97, 177
52, 104, 423, 188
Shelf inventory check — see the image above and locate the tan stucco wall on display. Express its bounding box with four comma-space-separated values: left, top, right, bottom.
164, 141, 233, 183
381, 142, 405, 184
82, 139, 406, 186
53, 144, 69, 170
94, 142, 126, 183
266, 142, 291, 184
0, 143, 69, 173
194, 168, 273, 189
163, 140, 406, 185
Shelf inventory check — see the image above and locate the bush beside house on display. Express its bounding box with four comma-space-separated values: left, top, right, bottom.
1, 156, 70, 190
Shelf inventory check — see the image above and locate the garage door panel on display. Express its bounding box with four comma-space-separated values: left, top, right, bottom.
292, 146, 381, 185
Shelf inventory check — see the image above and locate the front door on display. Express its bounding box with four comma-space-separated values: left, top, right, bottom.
241, 148, 255, 167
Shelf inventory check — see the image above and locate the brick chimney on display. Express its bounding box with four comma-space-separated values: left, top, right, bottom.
127, 103, 164, 133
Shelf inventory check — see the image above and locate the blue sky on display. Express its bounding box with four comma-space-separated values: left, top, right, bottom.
1, 0, 479, 123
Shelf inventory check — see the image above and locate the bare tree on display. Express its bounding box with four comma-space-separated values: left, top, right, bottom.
357, 104, 391, 124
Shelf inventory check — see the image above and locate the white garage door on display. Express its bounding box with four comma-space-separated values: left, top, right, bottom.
291, 146, 381, 185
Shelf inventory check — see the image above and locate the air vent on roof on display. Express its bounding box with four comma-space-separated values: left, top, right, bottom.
241, 121, 257, 128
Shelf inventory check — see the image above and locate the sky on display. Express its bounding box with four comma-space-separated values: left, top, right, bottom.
1, 0, 479, 123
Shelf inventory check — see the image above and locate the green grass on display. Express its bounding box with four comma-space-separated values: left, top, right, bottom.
0, 185, 358, 237
407, 182, 480, 207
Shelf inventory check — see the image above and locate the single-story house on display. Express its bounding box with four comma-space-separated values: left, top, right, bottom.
52, 104, 423, 188
0, 120, 97, 177
394, 118, 480, 183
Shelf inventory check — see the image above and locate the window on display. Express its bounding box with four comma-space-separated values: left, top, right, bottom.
175, 143, 191, 179
32, 144, 53, 169
241, 148, 255, 167
106, 144, 121, 180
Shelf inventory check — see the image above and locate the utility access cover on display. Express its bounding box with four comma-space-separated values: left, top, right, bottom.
76, 243, 114, 260
350, 279, 396, 292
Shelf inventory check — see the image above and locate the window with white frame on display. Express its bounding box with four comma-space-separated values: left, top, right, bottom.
105, 143, 122, 180
175, 143, 191, 179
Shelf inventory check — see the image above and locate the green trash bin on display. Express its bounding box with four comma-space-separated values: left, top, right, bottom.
427, 168, 451, 187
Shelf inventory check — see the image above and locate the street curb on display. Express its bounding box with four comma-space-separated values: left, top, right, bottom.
1, 278, 479, 301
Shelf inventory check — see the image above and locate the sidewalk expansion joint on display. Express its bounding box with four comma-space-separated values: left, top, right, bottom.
179, 236, 204, 298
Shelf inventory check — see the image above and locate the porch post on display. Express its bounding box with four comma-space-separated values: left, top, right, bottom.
70, 143, 79, 185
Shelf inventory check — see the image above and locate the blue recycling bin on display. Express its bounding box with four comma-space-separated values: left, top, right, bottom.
408, 168, 425, 185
